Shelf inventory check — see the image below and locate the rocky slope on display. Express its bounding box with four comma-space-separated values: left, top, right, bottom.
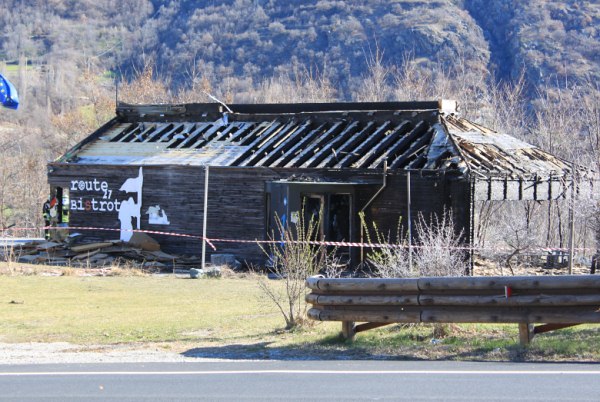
0, 0, 598, 102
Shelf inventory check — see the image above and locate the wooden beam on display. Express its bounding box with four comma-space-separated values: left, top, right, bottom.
254, 121, 312, 167
230, 121, 283, 165
417, 275, 600, 291
418, 294, 600, 307
306, 294, 419, 306
518, 322, 533, 346
306, 276, 419, 292
301, 121, 360, 168
167, 123, 207, 148
533, 323, 580, 334
336, 121, 392, 168
420, 307, 600, 324
224, 121, 265, 145
388, 128, 434, 169
354, 322, 392, 333
284, 122, 345, 168
242, 120, 304, 167
227, 122, 263, 143
353, 121, 411, 168
316, 121, 378, 168
315, 308, 422, 324
370, 121, 429, 169
341, 321, 356, 340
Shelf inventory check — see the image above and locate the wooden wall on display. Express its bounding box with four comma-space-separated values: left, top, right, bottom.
48, 164, 471, 266
359, 172, 470, 244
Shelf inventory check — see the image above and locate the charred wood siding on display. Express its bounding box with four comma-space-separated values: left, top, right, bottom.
48, 165, 205, 255
48, 165, 280, 261
48, 163, 469, 265
360, 173, 470, 244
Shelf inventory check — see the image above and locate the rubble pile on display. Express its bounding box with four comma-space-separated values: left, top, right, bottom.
0, 233, 203, 271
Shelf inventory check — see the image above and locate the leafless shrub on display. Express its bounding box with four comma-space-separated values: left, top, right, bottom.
361, 213, 414, 278
363, 211, 466, 278
0, 243, 20, 275
254, 208, 336, 329
413, 211, 467, 277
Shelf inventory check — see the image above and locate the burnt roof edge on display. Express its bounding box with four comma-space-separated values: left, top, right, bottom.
116, 100, 445, 118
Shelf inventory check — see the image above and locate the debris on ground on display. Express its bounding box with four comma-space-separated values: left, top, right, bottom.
0, 234, 206, 271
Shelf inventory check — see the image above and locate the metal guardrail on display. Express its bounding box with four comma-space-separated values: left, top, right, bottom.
306, 275, 600, 345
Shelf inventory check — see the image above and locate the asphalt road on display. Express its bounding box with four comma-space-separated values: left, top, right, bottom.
1, 360, 599, 401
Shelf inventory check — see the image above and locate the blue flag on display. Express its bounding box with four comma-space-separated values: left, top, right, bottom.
0, 73, 19, 110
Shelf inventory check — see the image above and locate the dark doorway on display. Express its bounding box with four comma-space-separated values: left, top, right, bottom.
265, 181, 365, 265
302, 194, 325, 239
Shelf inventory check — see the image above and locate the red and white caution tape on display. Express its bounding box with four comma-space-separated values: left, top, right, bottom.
1, 225, 597, 254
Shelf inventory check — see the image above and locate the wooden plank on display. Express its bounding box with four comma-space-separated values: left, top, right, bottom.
70, 242, 114, 253
35, 242, 62, 251
306, 294, 419, 306
73, 249, 101, 260
311, 308, 422, 323
306, 277, 420, 292
418, 294, 600, 306
418, 275, 600, 291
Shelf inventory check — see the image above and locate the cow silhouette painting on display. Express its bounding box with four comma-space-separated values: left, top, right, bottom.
118, 167, 143, 241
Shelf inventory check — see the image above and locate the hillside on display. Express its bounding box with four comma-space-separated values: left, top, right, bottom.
0, 0, 598, 102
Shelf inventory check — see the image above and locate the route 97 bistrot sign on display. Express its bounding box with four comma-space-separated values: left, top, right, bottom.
69, 168, 154, 241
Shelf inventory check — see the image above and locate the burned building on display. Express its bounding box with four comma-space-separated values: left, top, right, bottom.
47, 100, 584, 266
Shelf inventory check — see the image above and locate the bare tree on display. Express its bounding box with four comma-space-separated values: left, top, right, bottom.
354, 45, 393, 102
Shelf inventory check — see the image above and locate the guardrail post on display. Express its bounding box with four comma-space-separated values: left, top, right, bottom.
342, 321, 356, 341
518, 323, 534, 346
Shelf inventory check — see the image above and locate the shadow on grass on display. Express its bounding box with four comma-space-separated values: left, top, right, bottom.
181, 327, 600, 362
181, 333, 425, 361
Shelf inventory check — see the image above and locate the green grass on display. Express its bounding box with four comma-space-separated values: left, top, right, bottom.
1, 273, 599, 361
0, 275, 291, 344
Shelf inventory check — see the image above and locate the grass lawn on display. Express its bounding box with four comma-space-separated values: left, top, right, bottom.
1, 268, 599, 361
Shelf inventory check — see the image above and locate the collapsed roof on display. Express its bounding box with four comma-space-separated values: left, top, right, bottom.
55, 100, 591, 201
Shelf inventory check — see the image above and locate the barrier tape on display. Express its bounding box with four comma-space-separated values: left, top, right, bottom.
1, 225, 597, 254
3, 226, 216, 251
